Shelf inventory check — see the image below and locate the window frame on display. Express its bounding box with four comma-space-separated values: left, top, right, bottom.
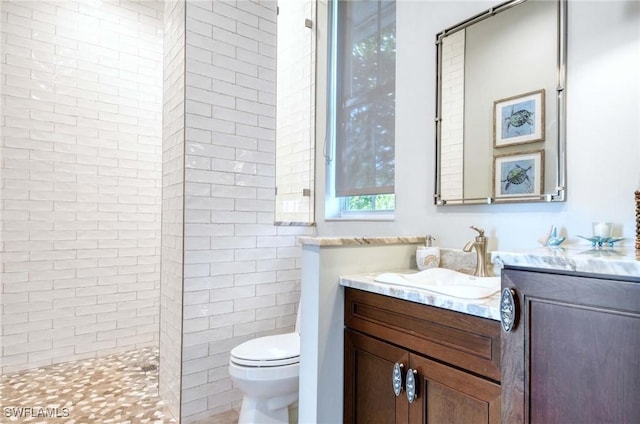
325, 0, 396, 219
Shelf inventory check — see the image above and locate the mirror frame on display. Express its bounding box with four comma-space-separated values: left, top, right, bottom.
434, 0, 567, 206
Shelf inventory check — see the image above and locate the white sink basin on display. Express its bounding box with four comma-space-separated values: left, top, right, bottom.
374, 268, 500, 299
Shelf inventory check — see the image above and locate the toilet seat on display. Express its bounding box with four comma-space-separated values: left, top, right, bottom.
230, 333, 300, 367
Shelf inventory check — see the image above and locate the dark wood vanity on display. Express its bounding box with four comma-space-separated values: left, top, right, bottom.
343, 288, 501, 423
343, 265, 640, 424
501, 266, 640, 423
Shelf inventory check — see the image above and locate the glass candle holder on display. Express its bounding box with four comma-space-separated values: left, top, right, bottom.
592, 222, 612, 239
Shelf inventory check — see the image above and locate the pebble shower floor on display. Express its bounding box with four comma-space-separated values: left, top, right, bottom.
0, 347, 177, 423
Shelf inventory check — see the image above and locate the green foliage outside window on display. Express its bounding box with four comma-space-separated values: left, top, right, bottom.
343, 194, 395, 212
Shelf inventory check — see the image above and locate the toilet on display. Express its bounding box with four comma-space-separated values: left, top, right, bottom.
228, 314, 300, 423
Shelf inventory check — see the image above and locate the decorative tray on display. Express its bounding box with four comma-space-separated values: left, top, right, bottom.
577, 235, 624, 248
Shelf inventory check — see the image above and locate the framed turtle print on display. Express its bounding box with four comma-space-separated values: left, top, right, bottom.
493, 150, 544, 198
494, 89, 545, 147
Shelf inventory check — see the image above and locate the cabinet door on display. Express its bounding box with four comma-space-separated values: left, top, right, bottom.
408, 353, 500, 424
502, 268, 640, 423
344, 329, 409, 423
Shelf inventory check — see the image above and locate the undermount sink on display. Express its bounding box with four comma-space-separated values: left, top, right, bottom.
374, 268, 500, 299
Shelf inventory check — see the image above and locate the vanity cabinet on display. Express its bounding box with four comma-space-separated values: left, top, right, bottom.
501, 267, 640, 423
344, 288, 501, 424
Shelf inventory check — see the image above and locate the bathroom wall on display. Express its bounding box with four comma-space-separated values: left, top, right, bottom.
160, 0, 186, 418
314, 0, 640, 250
160, 1, 315, 421
0, 0, 163, 373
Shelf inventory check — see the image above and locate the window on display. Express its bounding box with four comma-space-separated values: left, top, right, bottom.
328, 0, 396, 215
342, 194, 395, 212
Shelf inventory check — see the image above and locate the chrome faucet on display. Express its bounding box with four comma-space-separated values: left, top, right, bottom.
463, 226, 489, 277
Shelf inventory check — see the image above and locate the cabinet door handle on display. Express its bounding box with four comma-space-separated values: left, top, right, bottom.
392, 362, 404, 396
406, 369, 418, 403
500, 288, 517, 333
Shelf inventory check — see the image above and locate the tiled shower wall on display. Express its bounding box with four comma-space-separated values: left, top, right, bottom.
0, 0, 163, 373
179, 0, 314, 421
160, 0, 186, 418
440, 29, 465, 200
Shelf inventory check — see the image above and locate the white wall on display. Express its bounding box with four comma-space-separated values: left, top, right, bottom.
315, 0, 640, 251
1, 0, 163, 374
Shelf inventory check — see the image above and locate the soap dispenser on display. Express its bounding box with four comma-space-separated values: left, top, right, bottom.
416, 235, 440, 271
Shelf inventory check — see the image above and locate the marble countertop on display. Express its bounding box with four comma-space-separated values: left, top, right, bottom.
492, 247, 640, 278
339, 271, 500, 321
338, 247, 639, 322
299, 236, 425, 246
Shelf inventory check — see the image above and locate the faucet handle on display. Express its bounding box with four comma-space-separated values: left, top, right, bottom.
470, 226, 485, 237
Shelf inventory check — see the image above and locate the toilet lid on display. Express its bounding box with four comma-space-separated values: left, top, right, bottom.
230, 333, 300, 367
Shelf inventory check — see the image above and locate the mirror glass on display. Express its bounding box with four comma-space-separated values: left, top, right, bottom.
275, 0, 316, 224
435, 0, 567, 205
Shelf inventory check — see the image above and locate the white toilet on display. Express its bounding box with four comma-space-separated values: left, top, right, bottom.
228, 315, 300, 423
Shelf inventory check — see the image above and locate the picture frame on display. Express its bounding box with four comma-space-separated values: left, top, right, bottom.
493, 150, 544, 198
494, 89, 545, 147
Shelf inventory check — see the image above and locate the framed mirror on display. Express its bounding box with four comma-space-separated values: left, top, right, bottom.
435, 0, 567, 205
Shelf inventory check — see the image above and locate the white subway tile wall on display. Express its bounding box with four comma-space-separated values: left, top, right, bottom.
180, 1, 314, 421
440, 29, 465, 200
0, 0, 163, 373
1, 0, 313, 419
160, 0, 186, 419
